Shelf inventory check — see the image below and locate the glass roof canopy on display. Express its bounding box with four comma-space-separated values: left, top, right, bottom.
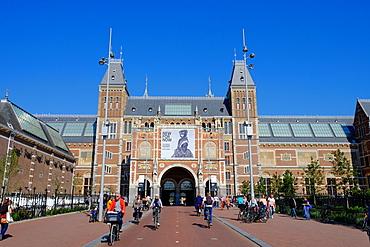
259, 123, 352, 138
12, 104, 48, 141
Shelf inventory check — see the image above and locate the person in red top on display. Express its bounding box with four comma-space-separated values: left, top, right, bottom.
108, 193, 126, 231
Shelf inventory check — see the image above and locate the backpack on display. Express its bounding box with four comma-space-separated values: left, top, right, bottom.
308, 204, 313, 209
205, 196, 213, 205
0, 204, 7, 215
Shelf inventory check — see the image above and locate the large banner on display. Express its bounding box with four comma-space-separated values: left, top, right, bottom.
161, 129, 195, 159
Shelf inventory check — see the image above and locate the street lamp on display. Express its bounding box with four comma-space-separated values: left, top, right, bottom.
144, 131, 148, 198
1, 132, 16, 201
207, 132, 213, 195
98, 28, 114, 222
242, 29, 255, 201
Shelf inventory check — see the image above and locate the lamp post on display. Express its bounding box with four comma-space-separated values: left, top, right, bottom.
98, 28, 114, 222
242, 29, 255, 201
144, 131, 148, 198
1, 132, 15, 200
208, 134, 211, 194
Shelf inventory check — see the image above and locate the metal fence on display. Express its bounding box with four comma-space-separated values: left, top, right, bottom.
1, 191, 103, 221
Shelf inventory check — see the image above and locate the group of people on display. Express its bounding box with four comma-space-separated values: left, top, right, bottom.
289, 196, 311, 220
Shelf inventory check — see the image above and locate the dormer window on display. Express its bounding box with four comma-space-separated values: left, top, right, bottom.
132, 107, 136, 112
203, 108, 208, 112
111, 75, 115, 80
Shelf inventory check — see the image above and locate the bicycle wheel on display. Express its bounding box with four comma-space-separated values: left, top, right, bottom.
109, 224, 117, 246
207, 215, 210, 228
115, 225, 120, 241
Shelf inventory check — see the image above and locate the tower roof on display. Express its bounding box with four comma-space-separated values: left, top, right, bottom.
229, 60, 255, 87
99, 59, 127, 86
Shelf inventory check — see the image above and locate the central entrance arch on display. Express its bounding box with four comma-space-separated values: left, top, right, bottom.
161, 167, 196, 206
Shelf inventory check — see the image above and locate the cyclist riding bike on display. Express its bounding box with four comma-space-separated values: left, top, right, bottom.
133, 195, 143, 222
194, 194, 203, 215
150, 194, 163, 227
108, 193, 126, 232
202, 192, 214, 226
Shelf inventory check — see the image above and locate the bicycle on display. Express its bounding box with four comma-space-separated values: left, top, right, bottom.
196, 203, 202, 217
204, 207, 211, 228
237, 204, 247, 221
244, 206, 257, 223
106, 211, 121, 246
320, 204, 334, 223
153, 207, 160, 230
133, 206, 142, 224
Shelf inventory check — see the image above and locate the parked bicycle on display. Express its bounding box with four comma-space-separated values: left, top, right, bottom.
320, 204, 334, 223
106, 211, 121, 246
237, 204, 247, 221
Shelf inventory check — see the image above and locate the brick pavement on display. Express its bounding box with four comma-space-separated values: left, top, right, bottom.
2, 206, 369, 247
93, 206, 259, 247
212, 206, 369, 247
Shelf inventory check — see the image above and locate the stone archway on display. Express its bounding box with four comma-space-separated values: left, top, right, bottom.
160, 167, 196, 206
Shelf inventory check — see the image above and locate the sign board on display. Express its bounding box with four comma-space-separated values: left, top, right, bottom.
161, 129, 195, 159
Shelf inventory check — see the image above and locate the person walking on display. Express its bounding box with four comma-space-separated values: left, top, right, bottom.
302, 197, 311, 220
0, 199, 12, 241
289, 195, 297, 218
267, 194, 276, 218
87, 194, 92, 210
108, 193, 126, 231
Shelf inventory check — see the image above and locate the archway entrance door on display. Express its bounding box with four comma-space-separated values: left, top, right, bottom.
161, 167, 195, 206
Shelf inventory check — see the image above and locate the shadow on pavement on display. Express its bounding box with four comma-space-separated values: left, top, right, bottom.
192, 223, 209, 229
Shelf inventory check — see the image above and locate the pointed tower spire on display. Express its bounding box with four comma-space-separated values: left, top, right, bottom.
143, 75, 149, 97
5, 89, 9, 101
206, 76, 214, 97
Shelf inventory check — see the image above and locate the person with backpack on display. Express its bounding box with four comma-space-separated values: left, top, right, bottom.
202, 192, 214, 226
289, 195, 297, 218
0, 199, 12, 241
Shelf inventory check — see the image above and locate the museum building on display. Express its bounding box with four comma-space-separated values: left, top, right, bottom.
34, 53, 366, 206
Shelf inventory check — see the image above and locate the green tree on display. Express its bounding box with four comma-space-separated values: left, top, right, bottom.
281, 170, 297, 196
302, 157, 325, 196
330, 149, 358, 194
0, 149, 20, 192
270, 173, 283, 195
239, 180, 250, 195
255, 177, 267, 196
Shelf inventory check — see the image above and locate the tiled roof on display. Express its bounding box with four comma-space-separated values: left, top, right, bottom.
124, 96, 231, 117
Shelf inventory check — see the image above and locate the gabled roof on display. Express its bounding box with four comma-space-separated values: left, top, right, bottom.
0, 99, 74, 157
124, 96, 231, 117
357, 99, 370, 117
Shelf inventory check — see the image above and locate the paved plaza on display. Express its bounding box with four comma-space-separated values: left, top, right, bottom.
1, 206, 369, 247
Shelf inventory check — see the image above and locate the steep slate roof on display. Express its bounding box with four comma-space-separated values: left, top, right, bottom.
35, 114, 97, 143
0, 99, 74, 158
357, 99, 370, 117
229, 60, 255, 87
99, 59, 127, 86
258, 115, 356, 144
124, 96, 231, 117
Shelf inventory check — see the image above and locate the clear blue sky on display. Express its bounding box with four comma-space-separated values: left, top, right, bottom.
1, 1, 369, 116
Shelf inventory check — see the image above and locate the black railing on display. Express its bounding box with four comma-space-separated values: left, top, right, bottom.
1, 191, 104, 222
